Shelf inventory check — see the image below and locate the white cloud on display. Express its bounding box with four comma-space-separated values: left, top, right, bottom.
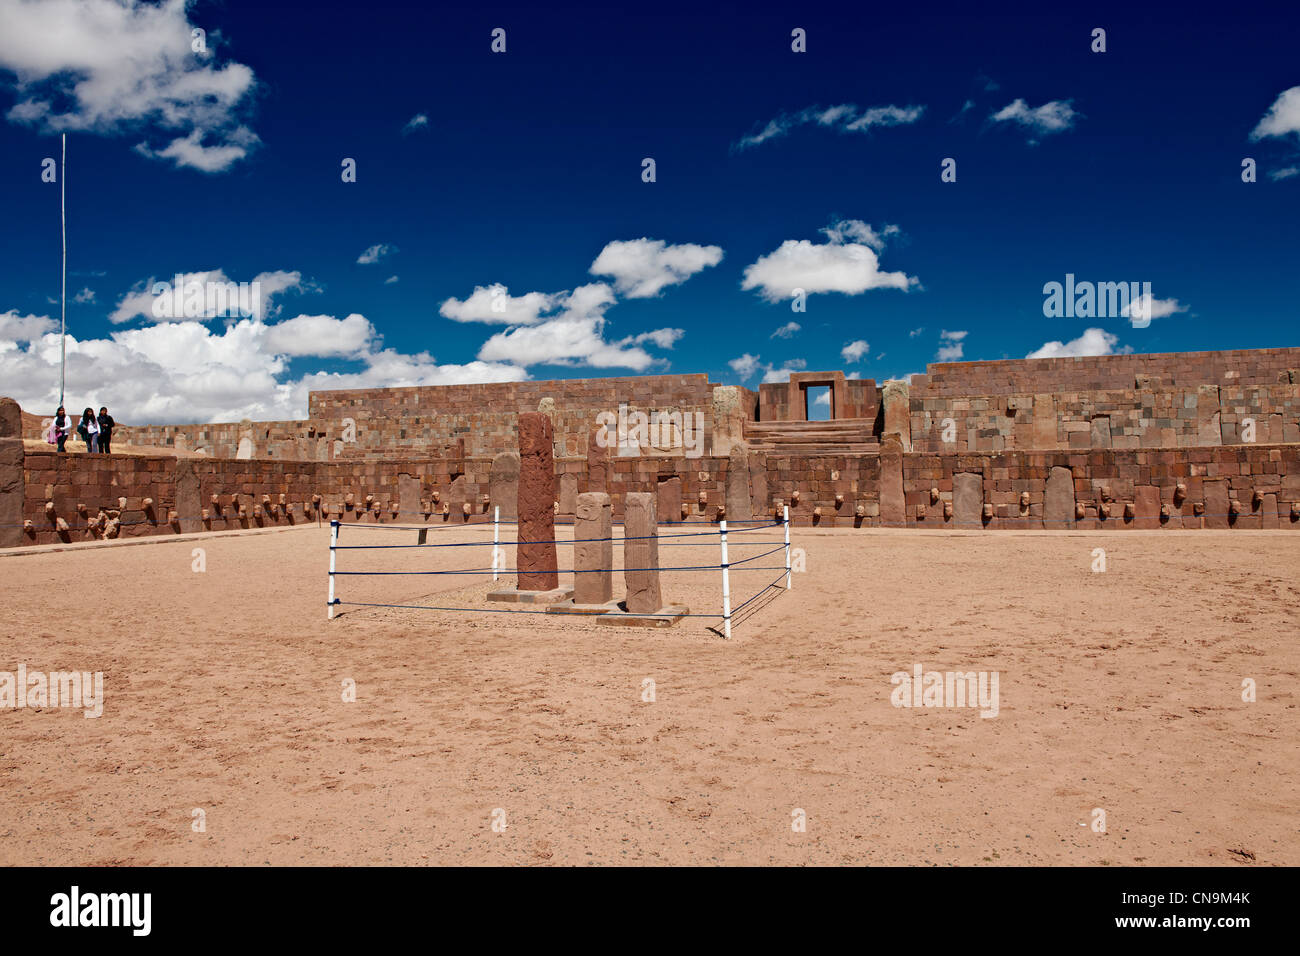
742, 219, 917, 302
0, 310, 525, 423
622, 328, 684, 349
1251, 87, 1300, 140
936, 329, 967, 362
990, 99, 1079, 141
357, 243, 397, 265
1270, 166, 1299, 181
736, 103, 924, 149
110, 269, 308, 323
771, 321, 801, 339
1122, 294, 1189, 327
761, 359, 807, 384
841, 339, 869, 362
402, 113, 429, 135
384, 275, 400, 284
0, 0, 259, 172
588, 238, 723, 298
476, 283, 669, 370
438, 284, 558, 326
813, 390, 831, 405
73, 287, 96, 304
261, 313, 375, 357
0, 309, 57, 343
908, 327, 924, 338
1026, 327, 1125, 359
728, 353, 762, 379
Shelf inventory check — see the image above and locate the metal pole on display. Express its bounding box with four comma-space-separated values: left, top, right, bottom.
59, 132, 66, 406
328, 519, 339, 619
784, 505, 791, 590
493, 505, 500, 582
719, 519, 731, 639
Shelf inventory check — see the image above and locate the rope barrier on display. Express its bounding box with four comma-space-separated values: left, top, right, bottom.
326, 508, 795, 636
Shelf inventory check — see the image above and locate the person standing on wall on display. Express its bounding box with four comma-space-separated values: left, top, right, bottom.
77, 407, 99, 453
97, 406, 115, 455
51, 405, 72, 452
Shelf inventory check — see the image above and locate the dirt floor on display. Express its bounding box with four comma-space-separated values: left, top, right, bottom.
0, 522, 1296, 866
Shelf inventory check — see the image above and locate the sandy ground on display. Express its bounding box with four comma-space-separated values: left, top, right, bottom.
0, 522, 1296, 866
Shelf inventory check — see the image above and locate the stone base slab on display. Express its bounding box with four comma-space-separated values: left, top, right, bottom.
546, 600, 621, 616
487, 587, 573, 605
596, 604, 690, 628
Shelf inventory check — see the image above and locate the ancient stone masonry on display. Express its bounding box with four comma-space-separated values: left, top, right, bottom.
5, 347, 1300, 548
515, 412, 559, 592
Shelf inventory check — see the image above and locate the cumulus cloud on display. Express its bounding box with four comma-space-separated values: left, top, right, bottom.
742, 219, 917, 302
110, 269, 308, 324
841, 339, 869, 362
0, 309, 57, 342
73, 287, 96, 304
0, 0, 259, 172
1270, 166, 1299, 181
0, 309, 524, 423
357, 243, 397, 265
402, 113, 429, 135
761, 359, 807, 384
990, 99, 1080, 141
736, 103, 925, 149
771, 321, 801, 339
438, 284, 559, 325
476, 283, 664, 370
1026, 327, 1126, 359
384, 275, 400, 284
1251, 87, 1300, 140
936, 329, 967, 362
588, 238, 723, 298
1122, 294, 1189, 327
728, 353, 762, 379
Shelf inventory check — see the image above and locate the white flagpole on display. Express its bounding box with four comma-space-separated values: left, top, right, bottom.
60, 132, 66, 406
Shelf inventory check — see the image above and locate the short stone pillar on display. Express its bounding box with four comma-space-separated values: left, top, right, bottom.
726, 442, 754, 521
881, 381, 911, 452
573, 492, 613, 605
623, 492, 661, 613
489, 452, 520, 519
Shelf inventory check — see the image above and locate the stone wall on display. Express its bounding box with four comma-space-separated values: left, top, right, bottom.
914, 347, 1300, 397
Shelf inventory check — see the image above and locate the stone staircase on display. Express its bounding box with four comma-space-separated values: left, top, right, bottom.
743, 418, 879, 455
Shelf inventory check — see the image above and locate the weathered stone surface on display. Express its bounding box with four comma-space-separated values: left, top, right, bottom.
0, 439, 24, 549
748, 451, 768, 517
879, 435, 905, 526
586, 426, 610, 493
711, 385, 747, 457
623, 492, 661, 613
558, 473, 578, 515
1133, 485, 1161, 530
175, 458, 202, 533
489, 452, 519, 519
1090, 416, 1112, 449
1261, 493, 1280, 529
1203, 480, 1230, 529
398, 473, 422, 521
1044, 466, 1076, 529
726, 441, 754, 521
952, 472, 984, 528
1196, 386, 1222, 445
1031, 394, 1057, 449
574, 492, 613, 604
517, 412, 558, 590
656, 476, 682, 524
0, 396, 20, 439
881, 382, 911, 451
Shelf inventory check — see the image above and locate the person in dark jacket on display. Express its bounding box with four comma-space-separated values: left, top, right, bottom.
52, 405, 71, 452
97, 407, 115, 455
77, 407, 99, 453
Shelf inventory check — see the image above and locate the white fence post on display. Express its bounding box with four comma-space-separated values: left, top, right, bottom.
493, 505, 501, 582
784, 505, 792, 590
328, 519, 339, 619
720, 519, 731, 639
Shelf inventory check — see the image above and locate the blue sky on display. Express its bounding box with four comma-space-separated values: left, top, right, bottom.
0, 0, 1297, 424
